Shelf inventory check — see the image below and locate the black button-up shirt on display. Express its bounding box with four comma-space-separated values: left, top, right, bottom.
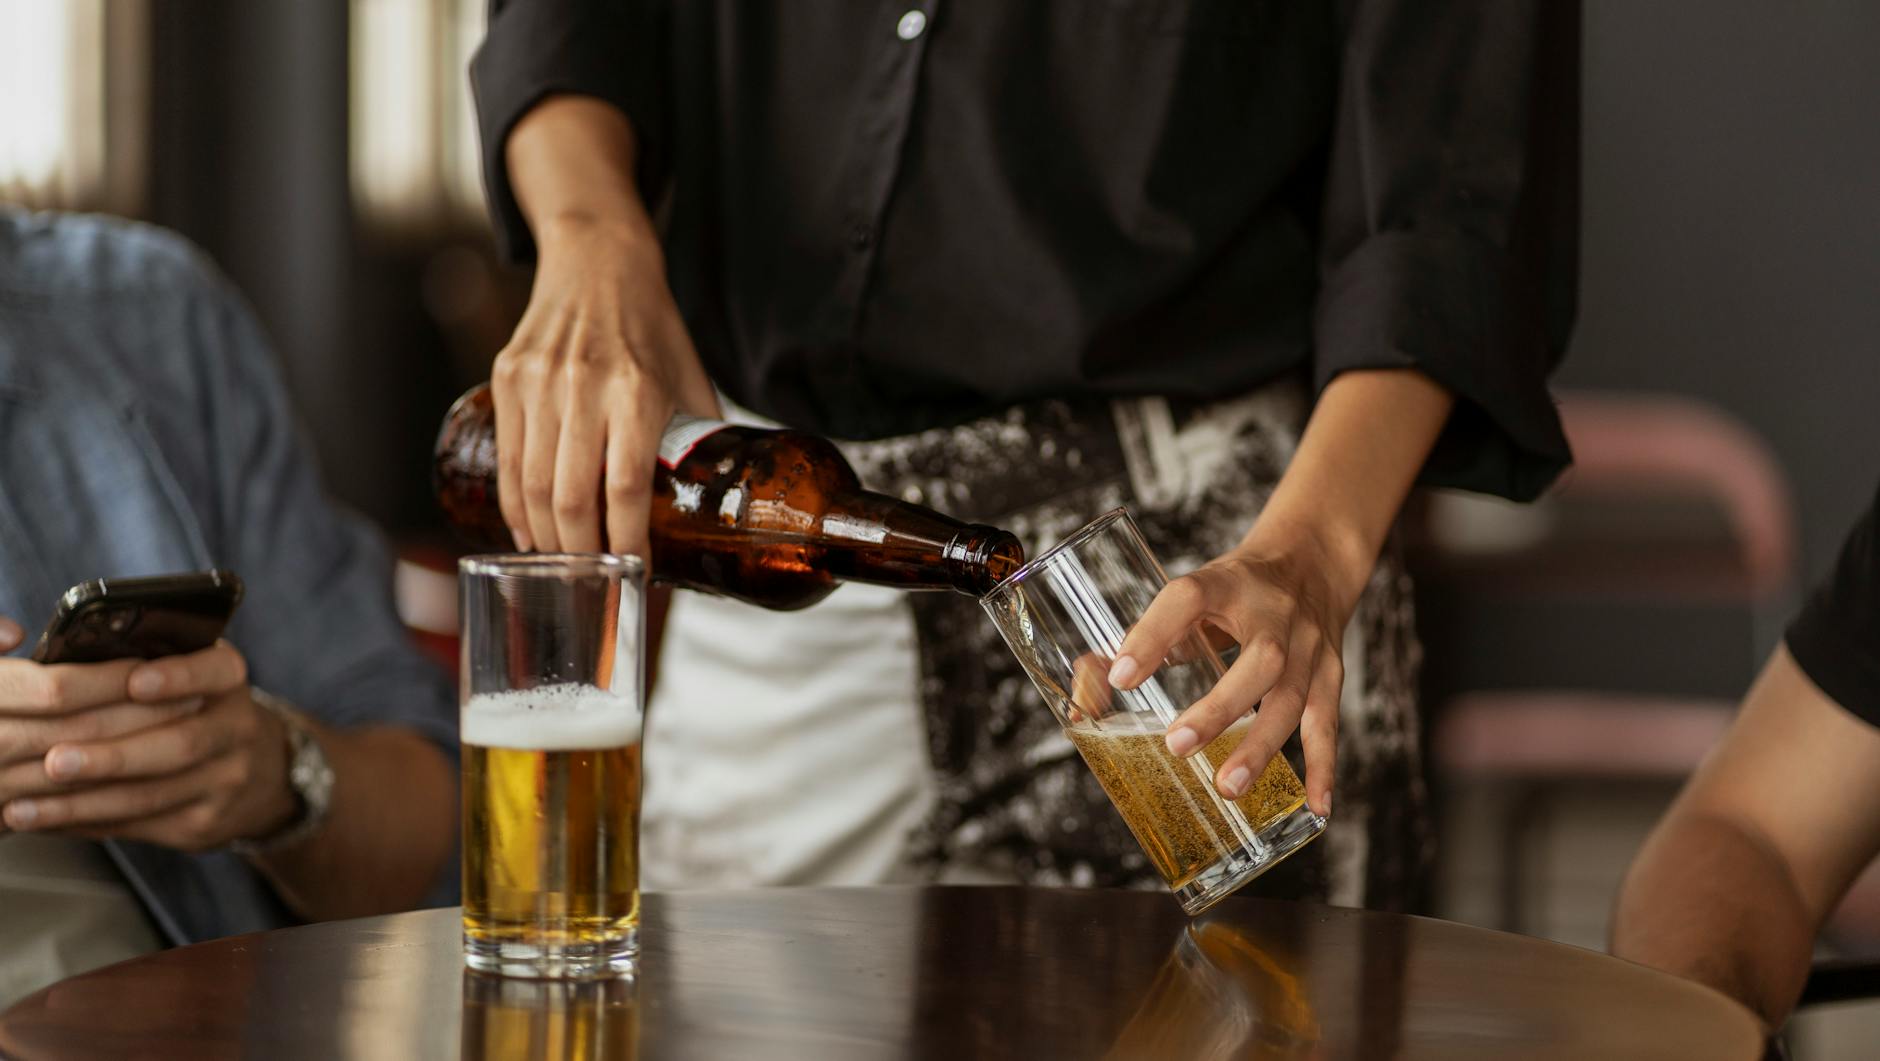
1788, 482, 1880, 726
473, 0, 1578, 500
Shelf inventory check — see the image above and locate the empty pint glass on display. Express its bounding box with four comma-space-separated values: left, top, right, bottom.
982, 510, 1326, 914
460, 554, 644, 977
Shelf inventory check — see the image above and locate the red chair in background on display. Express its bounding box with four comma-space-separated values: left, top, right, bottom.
1425, 390, 1796, 933
395, 547, 459, 676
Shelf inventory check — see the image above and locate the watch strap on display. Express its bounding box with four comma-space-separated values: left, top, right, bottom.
229, 689, 335, 856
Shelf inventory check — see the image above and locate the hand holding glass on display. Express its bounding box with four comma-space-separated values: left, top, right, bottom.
982, 510, 1326, 914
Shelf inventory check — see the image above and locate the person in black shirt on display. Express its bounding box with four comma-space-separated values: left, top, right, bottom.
468, 2, 1577, 906
1615, 483, 1880, 1028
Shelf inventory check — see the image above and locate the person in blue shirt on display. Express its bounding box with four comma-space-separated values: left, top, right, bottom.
0, 208, 457, 1006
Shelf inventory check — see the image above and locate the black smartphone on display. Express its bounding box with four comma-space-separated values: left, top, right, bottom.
31, 571, 245, 665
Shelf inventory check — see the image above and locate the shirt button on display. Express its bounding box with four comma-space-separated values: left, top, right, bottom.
896, 10, 927, 40
847, 222, 874, 251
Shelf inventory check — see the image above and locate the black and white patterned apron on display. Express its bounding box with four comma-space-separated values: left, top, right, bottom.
838, 373, 1429, 910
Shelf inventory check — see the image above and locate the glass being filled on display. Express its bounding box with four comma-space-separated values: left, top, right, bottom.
982, 509, 1325, 914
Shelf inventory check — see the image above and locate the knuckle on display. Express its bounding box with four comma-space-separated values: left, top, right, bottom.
181, 806, 222, 851
609, 351, 648, 384
521, 474, 555, 505
35, 671, 70, 711
1167, 575, 1207, 606
1228, 737, 1276, 772
225, 704, 258, 742
84, 744, 122, 775
1156, 577, 1208, 619
1267, 680, 1310, 709
561, 355, 603, 387
61, 711, 105, 744
1194, 691, 1248, 725
553, 491, 594, 520
491, 352, 523, 385
224, 754, 256, 791
604, 478, 643, 507
1249, 632, 1287, 660
606, 461, 652, 497
176, 725, 211, 763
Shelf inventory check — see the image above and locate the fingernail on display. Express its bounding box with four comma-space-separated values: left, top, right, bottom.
129, 671, 165, 698
1222, 766, 1252, 799
179, 696, 206, 713
7, 801, 37, 828
1107, 655, 1140, 689
1319, 791, 1333, 817
513, 528, 534, 552
47, 748, 85, 779
1165, 727, 1200, 757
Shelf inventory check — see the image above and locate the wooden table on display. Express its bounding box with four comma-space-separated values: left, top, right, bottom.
0, 886, 1762, 1060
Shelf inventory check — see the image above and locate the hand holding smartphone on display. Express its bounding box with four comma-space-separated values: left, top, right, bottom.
2, 570, 285, 846
31, 571, 243, 665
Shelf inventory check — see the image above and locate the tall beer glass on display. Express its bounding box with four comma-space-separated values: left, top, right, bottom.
459, 554, 644, 977
981, 510, 1326, 914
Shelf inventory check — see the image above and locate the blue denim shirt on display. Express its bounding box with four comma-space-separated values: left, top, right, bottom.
0, 209, 459, 944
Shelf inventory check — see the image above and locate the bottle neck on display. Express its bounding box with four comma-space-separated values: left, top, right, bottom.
942, 526, 1026, 596
819, 492, 1024, 597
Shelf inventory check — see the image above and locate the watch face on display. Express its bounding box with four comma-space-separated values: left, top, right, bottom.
290, 733, 336, 805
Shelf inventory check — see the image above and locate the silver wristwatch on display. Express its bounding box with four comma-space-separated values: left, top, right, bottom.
229, 689, 335, 856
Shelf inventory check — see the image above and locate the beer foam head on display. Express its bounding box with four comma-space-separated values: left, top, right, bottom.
462, 683, 641, 750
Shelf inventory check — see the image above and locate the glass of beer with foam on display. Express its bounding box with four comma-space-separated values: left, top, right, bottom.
458, 554, 644, 977
981, 510, 1325, 914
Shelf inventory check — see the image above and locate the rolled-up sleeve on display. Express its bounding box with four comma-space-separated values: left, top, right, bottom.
1786, 484, 1880, 727
1313, 0, 1580, 502
471, 0, 670, 261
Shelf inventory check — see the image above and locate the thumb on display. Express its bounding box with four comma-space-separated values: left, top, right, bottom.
0, 617, 22, 653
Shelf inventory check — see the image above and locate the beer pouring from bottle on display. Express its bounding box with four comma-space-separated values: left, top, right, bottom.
435, 383, 1023, 610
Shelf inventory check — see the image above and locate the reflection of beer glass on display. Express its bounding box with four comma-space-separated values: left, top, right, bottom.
1106, 923, 1320, 1061
982, 509, 1325, 914
461, 972, 640, 1060
459, 554, 644, 978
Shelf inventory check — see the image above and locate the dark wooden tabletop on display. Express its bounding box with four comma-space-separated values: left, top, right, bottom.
0, 886, 1761, 1061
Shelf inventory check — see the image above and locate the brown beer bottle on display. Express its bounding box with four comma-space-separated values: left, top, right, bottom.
434, 384, 1024, 611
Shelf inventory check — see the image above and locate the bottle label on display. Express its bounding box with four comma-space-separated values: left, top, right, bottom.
658, 413, 731, 469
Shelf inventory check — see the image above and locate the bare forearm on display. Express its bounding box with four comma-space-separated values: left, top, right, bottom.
252, 726, 455, 922
1253, 368, 1453, 601
507, 95, 660, 253
1612, 812, 1815, 1028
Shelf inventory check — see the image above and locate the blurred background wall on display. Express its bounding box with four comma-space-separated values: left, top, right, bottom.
1571, 2, 1880, 589
2, 0, 511, 540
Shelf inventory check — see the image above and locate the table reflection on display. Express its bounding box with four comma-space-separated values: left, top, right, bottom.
460, 972, 639, 1061
1105, 920, 1322, 1061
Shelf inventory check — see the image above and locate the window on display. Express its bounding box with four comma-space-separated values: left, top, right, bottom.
350, 0, 487, 231
0, 0, 146, 212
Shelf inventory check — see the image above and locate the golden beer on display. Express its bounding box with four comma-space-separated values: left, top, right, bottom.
461, 685, 642, 973
1067, 717, 1307, 891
